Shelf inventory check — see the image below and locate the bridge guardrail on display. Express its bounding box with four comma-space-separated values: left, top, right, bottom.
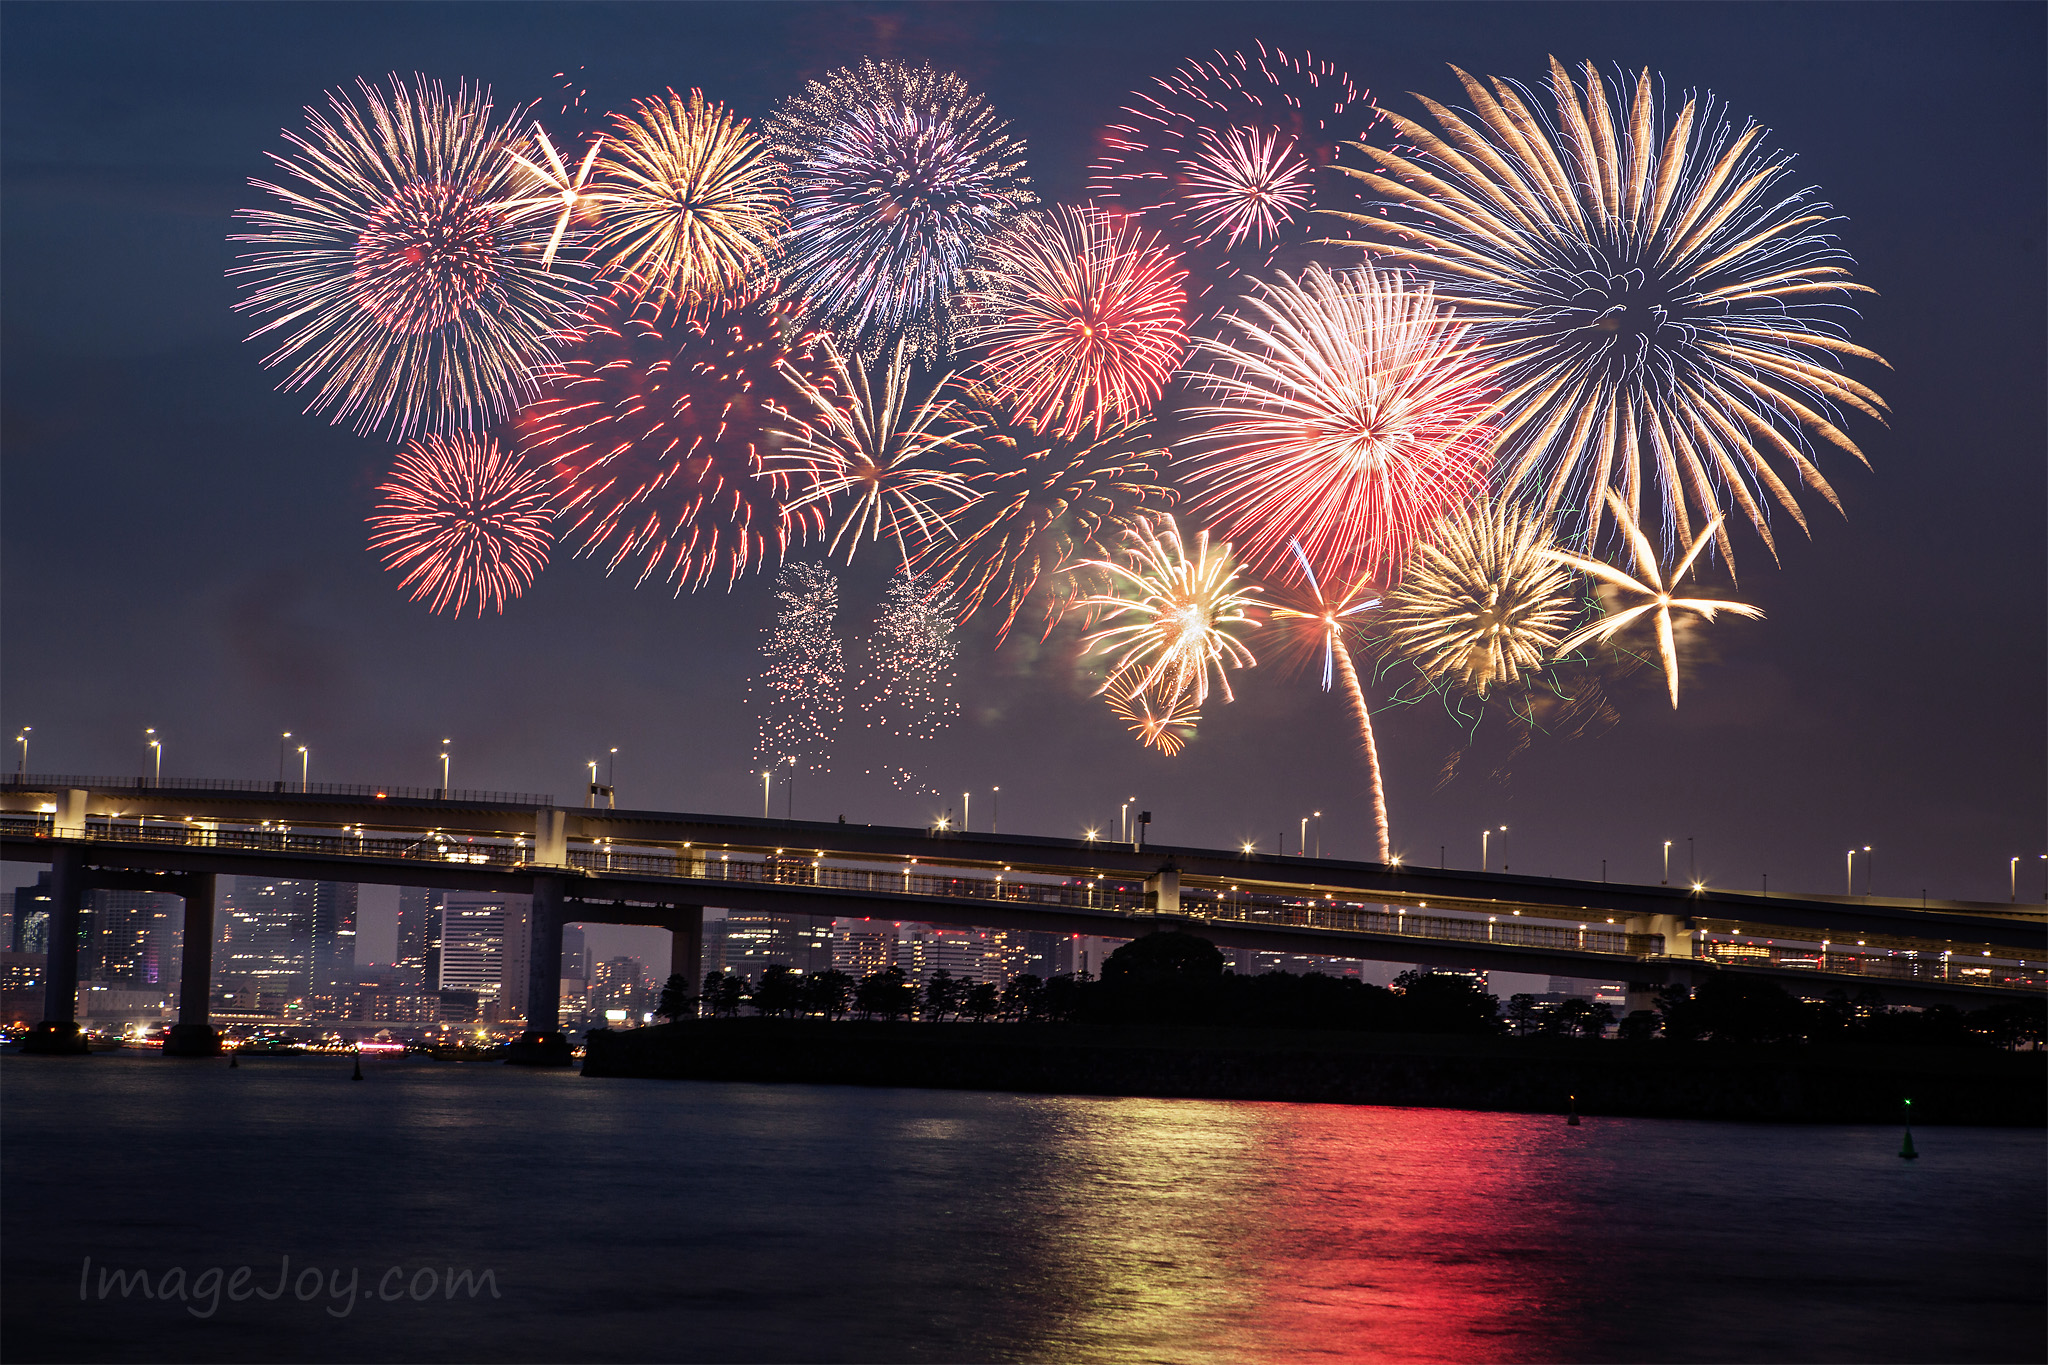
2, 774, 553, 806
568, 848, 1153, 913
1190, 891, 1657, 957
1700, 940, 2047, 991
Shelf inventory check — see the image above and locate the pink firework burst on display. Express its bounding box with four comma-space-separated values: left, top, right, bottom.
1182, 263, 1498, 589
517, 295, 834, 592
367, 433, 555, 617
1088, 43, 1378, 303
961, 206, 1190, 438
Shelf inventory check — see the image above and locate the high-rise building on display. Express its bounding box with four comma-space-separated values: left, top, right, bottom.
894, 926, 984, 989
590, 956, 645, 1017
219, 878, 316, 1001
436, 892, 510, 999
561, 924, 589, 983
832, 919, 896, 980
12, 874, 52, 954
706, 911, 834, 980
311, 883, 358, 991
396, 887, 443, 988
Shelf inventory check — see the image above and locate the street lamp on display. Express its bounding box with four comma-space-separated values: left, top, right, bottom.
279, 731, 292, 784
786, 755, 796, 820
14, 727, 27, 777
1121, 797, 1134, 845
761, 770, 772, 819
1863, 845, 1873, 898
1845, 848, 1856, 898
588, 761, 600, 808
963, 791, 970, 834
439, 741, 451, 796
146, 729, 161, 786
1482, 825, 1505, 873
1300, 816, 1309, 856
991, 786, 999, 834
1314, 812, 1322, 858
2013, 856, 2022, 903
297, 745, 308, 792
1663, 840, 1673, 886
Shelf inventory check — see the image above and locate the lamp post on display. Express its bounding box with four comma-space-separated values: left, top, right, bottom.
1663, 840, 1673, 885
1121, 798, 1134, 845
2013, 857, 2021, 903
1845, 848, 1856, 898
1482, 825, 1504, 873
1314, 812, 1321, 859
786, 756, 796, 820
1300, 816, 1309, 856
14, 727, 27, 777
1863, 845, 1873, 897
991, 786, 999, 834
279, 731, 292, 784
147, 730, 161, 786
963, 791, 970, 834
587, 761, 599, 808
761, 770, 772, 819
297, 745, 308, 792
439, 741, 451, 797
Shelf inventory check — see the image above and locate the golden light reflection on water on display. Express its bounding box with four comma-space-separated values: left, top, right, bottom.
1018, 1098, 1607, 1363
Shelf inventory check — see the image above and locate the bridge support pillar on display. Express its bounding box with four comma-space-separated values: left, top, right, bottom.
671, 907, 703, 1015
1147, 865, 1181, 917
165, 872, 220, 1056
1627, 913, 1695, 958
54, 788, 88, 838
508, 873, 571, 1066
23, 845, 88, 1054
533, 809, 567, 866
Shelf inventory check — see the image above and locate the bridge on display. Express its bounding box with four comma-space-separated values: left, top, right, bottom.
3, 774, 2041, 1058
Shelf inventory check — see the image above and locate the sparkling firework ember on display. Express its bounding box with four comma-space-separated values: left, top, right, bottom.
1089, 44, 1378, 293
768, 59, 1034, 351
232, 75, 592, 439
1076, 514, 1263, 712
769, 338, 980, 567
860, 571, 960, 742
960, 206, 1190, 437
366, 433, 555, 617
1268, 541, 1391, 862
920, 402, 1175, 643
1105, 680, 1202, 757
1380, 497, 1579, 699
750, 563, 845, 773
1544, 490, 1764, 708
590, 89, 785, 314
1183, 262, 1497, 589
1329, 58, 1888, 563
517, 296, 832, 591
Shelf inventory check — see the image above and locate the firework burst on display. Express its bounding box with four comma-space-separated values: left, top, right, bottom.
231, 75, 592, 439
1329, 58, 1888, 563
1075, 514, 1263, 710
1380, 497, 1579, 698
750, 563, 845, 772
768, 59, 1034, 351
1089, 44, 1379, 296
860, 571, 960, 742
1268, 541, 1391, 861
1105, 680, 1202, 757
960, 206, 1189, 436
768, 338, 980, 566
516, 295, 832, 592
1544, 490, 1764, 707
1183, 262, 1498, 589
919, 402, 1175, 642
589, 89, 785, 314
366, 433, 555, 617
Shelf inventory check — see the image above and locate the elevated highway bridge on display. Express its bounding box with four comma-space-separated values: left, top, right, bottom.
4, 775, 2041, 1057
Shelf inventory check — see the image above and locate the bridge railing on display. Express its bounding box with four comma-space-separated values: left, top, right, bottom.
1699, 941, 2047, 990
0, 816, 534, 868
567, 848, 1153, 913
1, 774, 554, 806
1185, 892, 1658, 956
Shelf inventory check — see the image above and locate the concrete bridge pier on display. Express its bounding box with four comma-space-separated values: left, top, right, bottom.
508, 873, 571, 1066
164, 872, 220, 1056
22, 844, 88, 1054
1147, 865, 1181, 916
671, 906, 703, 1008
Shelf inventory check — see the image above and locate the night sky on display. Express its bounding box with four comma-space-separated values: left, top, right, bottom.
4, 2, 2043, 924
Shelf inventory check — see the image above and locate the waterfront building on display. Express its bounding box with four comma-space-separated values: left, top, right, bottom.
437, 892, 515, 1000
219, 877, 315, 1004
706, 911, 834, 979
832, 920, 896, 980
590, 957, 645, 1020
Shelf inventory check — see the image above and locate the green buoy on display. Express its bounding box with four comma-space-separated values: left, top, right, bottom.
1900, 1098, 1918, 1159
351, 1053, 364, 1081
1567, 1093, 1580, 1126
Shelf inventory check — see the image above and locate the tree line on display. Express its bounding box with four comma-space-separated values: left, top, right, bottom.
643, 931, 2044, 1049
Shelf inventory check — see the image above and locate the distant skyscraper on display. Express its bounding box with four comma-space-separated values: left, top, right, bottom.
437, 892, 510, 999
219, 878, 316, 999
311, 883, 358, 990
895, 926, 983, 989
561, 924, 589, 983
12, 874, 53, 954
590, 956, 645, 1017
400, 887, 444, 989
707, 912, 834, 980
833, 919, 895, 980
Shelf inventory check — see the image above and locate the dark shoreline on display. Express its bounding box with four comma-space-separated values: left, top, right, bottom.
582, 1019, 2047, 1125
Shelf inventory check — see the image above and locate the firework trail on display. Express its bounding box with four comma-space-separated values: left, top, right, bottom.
366, 433, 555, 617
1074, 513, 1263, 712
1544, 489, 1762, 707
1380, 497, 1579, 699
231, 75, 592, 439
589, 89, 785, 315
750, 562, 845, 773
499, 123, 604, 269
769, 337, 981, 566
516, 295, 832, 592
768, 59, 1034, 352
919, 399, 1175, 643
860, 571, 960, 742
1104, 680, 1201, 757
1182, 262, 1497, 590
1089, 44, 1379, 303
1267, 541, 1391, 861
1329, 58, 1888, 564
959, 206, 1189, 437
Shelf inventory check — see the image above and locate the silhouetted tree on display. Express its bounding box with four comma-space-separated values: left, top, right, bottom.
1506, 993, 1541, 1036
1040, 972, 1090, 1023
855, 967, 917, 1021
751, 963, 803, 1017
1617, 1009, 1660, 1042
1100, 931, 1225, 1023
964, 981, 999, 1022
924, 969, 965, 1021
654, 973, 694, 1022
1000, 973, 1044, 1022
802, 969, 855, 1021
1391, 970, 1503, 1034
703, 970, 748, 1018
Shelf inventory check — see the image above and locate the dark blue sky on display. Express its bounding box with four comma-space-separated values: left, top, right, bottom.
4, 2, 2043, 903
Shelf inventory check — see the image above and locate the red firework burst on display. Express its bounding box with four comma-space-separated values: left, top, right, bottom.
1183, 263, 1497, 588
961, 206, 1189, 438
517, 296, 834, 591
367, 433, 555, 617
